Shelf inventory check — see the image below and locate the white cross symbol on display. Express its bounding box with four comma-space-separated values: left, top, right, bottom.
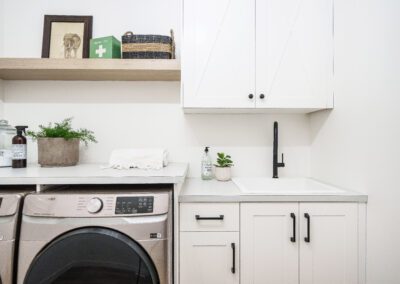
95, 45, 107, 58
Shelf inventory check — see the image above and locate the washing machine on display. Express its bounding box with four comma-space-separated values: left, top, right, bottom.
0, 187, 34, 284
17, 185, 173, 284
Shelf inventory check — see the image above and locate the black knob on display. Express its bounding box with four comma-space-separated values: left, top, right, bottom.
260, 94, 265, 99
248, 94, 254, 99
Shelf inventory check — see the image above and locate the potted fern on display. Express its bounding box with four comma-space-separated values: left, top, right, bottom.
27, 118, 97, 167
214, 152, 234, 181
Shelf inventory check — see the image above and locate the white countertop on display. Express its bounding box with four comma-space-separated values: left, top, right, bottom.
0, 163, 188, 185
179, 178, 368, 203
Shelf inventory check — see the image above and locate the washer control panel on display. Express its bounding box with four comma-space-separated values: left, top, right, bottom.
115, 196, 154, 215
24, 193, 168, 217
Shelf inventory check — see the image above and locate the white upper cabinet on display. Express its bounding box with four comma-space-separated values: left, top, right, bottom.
182, 0, 255, 108
256, 0, 334, 110
182, 0, 334, 112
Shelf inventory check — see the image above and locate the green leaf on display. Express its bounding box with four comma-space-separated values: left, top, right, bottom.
26, 118, 97, 146
215, 152, 234, 167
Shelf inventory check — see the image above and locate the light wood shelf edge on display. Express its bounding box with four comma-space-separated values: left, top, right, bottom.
0, 58, 181, 81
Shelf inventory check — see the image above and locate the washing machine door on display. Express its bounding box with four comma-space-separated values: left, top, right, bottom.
23, 227, 160, 284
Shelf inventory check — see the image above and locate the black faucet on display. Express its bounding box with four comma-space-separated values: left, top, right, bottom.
273, 121, 285, 178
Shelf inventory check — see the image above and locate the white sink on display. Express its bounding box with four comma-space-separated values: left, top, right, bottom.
232, 177, 345, 195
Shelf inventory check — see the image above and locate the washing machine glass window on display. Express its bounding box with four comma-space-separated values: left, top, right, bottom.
23, 227, 160, 284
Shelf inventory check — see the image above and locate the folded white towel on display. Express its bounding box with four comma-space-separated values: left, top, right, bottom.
105, 148, 169, 170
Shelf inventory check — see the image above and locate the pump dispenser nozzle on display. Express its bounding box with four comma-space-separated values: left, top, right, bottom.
15, 126, 28, 136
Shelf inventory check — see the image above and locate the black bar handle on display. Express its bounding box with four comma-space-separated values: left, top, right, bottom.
231, 243, 236, 274
290, 213, 296, 243
195, 215, 224, 221
304, 213, 311, 243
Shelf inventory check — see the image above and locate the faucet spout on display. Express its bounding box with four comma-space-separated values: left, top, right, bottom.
273, 121, 285, 178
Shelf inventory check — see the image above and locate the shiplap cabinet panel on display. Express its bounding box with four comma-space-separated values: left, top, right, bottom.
182, 0, 255, 108
256, 0, 334, 109
241, 203, 299, 284
180, 232, 239, 284
182, 0, 334, 112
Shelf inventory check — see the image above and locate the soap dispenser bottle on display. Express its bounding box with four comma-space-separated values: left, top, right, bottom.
12, 126, 28, 168
201, 147, 213, 180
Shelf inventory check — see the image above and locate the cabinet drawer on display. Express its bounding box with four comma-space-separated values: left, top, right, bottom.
180, 203, 239, 232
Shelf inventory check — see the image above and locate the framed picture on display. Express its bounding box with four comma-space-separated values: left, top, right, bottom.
42, 15, 93, 59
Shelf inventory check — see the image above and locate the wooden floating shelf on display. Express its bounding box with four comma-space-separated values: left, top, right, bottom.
0, 58, 181, 81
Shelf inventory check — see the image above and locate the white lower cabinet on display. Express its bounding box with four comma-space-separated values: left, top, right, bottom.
179, 203, 240, 284
180, 202, 364, 284
241, 202, 360, 284
241, 203, 299, 284
299, 203, 359, 284
180, 232, 239, 284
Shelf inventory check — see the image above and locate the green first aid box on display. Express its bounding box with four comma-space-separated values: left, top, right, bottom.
90, 36, 121, 59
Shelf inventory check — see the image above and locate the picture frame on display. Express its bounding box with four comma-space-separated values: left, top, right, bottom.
42, 15, 93, 59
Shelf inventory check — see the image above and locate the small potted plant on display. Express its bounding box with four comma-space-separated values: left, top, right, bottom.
27, 118, 97, 167
214, 152, 234, 181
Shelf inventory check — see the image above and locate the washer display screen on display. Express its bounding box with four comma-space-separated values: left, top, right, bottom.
115, 196, 154, 214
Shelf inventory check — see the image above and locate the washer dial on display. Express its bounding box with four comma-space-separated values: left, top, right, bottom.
87, 198, 103, 214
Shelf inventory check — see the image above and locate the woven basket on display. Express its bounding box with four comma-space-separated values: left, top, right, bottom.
121, 30, 175, 59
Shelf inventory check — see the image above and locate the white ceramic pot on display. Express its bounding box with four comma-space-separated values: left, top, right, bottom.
215, 167, 232, 181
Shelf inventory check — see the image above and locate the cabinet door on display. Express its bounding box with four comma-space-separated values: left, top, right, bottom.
182, 0, 255, 108
256, 0, 334, 109
180, 232, 239, 284
300, 203, 358, 284
241, 203, 298, 284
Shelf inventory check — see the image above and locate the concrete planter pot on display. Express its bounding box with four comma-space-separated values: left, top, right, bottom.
38, 138, 79, 167
215, 167, 232, 181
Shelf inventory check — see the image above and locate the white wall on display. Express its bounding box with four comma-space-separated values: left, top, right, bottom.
0, 0, 311, 178
0, 0, 4, 117
2, 0, 181, 58
0, 0, 4, 56
0, 80, 3, 118
310, 0, 400, 283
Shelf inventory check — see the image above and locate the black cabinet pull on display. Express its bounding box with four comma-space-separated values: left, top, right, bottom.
248, 94, 254, 99
290, 213, 296, 243
259, 94, 265, 99
195, 215, 224, 221
304, 213, 311, 243
231, 243, 236, 274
